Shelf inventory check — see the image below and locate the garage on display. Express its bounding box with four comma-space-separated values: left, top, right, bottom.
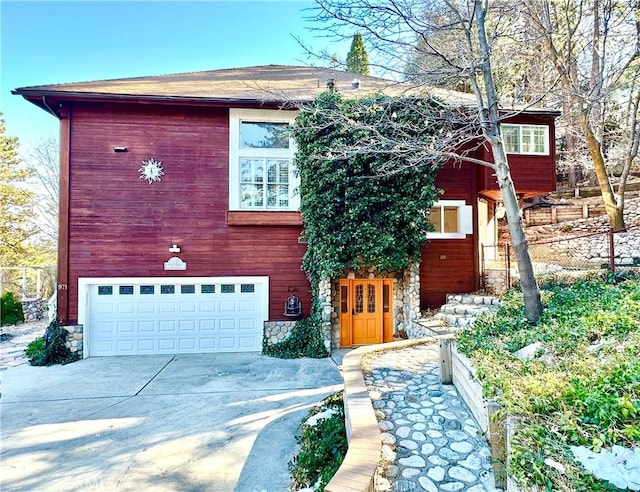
78, 277, 269, 356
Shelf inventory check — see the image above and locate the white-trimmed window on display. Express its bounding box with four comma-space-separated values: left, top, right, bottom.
426, 200, 473, 239
229, 108, 300, 210
502, 124, 549, 155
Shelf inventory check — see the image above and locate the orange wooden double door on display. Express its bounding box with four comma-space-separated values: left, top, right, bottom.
339, 279, 394, 347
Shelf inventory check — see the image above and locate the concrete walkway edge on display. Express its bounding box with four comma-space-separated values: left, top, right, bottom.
325, 338, 436, 492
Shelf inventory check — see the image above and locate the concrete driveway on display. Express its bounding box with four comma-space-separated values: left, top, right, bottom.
0, 353, 344, 491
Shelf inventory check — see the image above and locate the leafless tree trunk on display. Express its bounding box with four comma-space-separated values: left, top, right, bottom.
308, 0, 543, 321
469, 0, 542, 321
522, 0, 640, 231
25, 138, 59, 243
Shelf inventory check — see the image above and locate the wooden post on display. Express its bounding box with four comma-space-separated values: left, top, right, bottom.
582, 203, 589, 219
609, 228, 615, 272
439, 335, 454, 384
36, 268, 42, 298
505, 244, 511, 289
551, 207, 557, 224
487, 400, 506, 489
22, 268, 28, 300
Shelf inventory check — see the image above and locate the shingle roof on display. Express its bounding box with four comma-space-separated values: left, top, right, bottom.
13, 64, 477, 107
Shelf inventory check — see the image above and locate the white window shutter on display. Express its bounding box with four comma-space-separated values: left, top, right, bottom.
460, 205, 473, 235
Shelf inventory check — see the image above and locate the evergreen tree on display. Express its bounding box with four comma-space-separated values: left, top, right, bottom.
0, 114, 35, 267
346, 34, 370, 75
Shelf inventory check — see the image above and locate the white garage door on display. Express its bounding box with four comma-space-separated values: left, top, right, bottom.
83, 277, 268, 356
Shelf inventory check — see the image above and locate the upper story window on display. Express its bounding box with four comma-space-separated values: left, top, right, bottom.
241, 122, 290, 149
502, 124, 549, 155
229, 109, 299, 211
426, 200, 473, 239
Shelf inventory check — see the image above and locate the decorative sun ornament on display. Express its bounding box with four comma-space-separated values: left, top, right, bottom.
139, 158, 164, 184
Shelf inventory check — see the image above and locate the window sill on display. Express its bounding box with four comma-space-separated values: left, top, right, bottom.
427, 233, 469, 239
226, 211, 303, 226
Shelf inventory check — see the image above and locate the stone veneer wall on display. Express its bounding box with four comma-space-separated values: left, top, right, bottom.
64, 325, 83, 358
328, 264, 421, 349
263, 320, 297, 347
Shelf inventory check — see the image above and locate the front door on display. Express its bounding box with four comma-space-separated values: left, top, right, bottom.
339, 279, 393, 347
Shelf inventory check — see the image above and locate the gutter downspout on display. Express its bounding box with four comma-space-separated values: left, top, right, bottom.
41, 96, 59, 118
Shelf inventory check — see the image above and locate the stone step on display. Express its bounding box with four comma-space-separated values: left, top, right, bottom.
445, 294, 502, 307
428, 293, 502, 331
414, 318, 457, 337
440, 304, 495, 317
434, 313, 476, 327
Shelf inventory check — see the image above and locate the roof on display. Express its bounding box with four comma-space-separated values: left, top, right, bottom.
13, 64, 560, 118
13, 64, 479, 112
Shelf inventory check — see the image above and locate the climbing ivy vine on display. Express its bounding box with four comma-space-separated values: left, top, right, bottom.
265, 91, 447, 358
293, 91, 444, 288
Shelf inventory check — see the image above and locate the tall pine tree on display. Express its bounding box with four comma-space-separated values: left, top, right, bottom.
0, 114, 35, 267
346, 34, 370, 75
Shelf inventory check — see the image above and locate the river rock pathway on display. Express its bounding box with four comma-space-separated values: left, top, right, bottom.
362, 342, 500, 492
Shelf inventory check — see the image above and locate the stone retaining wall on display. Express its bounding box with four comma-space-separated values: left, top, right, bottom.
488, 198, 640, 287
21, 298, 47, 323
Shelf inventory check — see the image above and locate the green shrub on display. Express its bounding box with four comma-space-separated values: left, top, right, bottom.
289, 392, 347, 491
1, 291, 24, 326
456, 275, 640, 491
25, 337, 45, 364
263, 308, 328, 359
26, 318, 79, 366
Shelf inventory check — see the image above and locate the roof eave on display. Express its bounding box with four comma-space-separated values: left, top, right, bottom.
12, 89, 308, 114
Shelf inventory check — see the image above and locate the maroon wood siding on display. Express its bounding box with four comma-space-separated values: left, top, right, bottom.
420, 160, 478, 309
64, 102, 310, 323
477, 114, 557, 198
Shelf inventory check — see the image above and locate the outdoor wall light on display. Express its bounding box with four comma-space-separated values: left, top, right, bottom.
113, 146, 127, 152
169, 244, 181, 253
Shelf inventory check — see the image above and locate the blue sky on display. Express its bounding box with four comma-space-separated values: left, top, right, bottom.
1, 0, 351, 150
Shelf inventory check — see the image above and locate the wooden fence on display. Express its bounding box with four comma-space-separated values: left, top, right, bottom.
523, 202, 606, 226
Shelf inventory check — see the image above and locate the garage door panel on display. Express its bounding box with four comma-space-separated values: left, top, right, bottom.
239, 337, 258, 348
158, 339, 178, 351
199, 301, 217, 313
88, 280, 264, 356
116, 340, 135, 353
139, 303, 156, 314
139, 321, 156, 333
179, 302, 196, 313
219, 337, 238, 349
239, 300, 256, 312
219, 319, 236, 331
94, 303, 115, 316
199, 338, 217, 350
221, 301, 239, 312
95, 321, 116, 335
138, 340, 156, 352
159, 303, 177, 313
117, 322, 135, 334
178, 338, 197, 350
179, 320, 196, 332
118, 303, 136, 315
200, 319, 217, 331
158, 321, 176, 333
239, 319, 256, 330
